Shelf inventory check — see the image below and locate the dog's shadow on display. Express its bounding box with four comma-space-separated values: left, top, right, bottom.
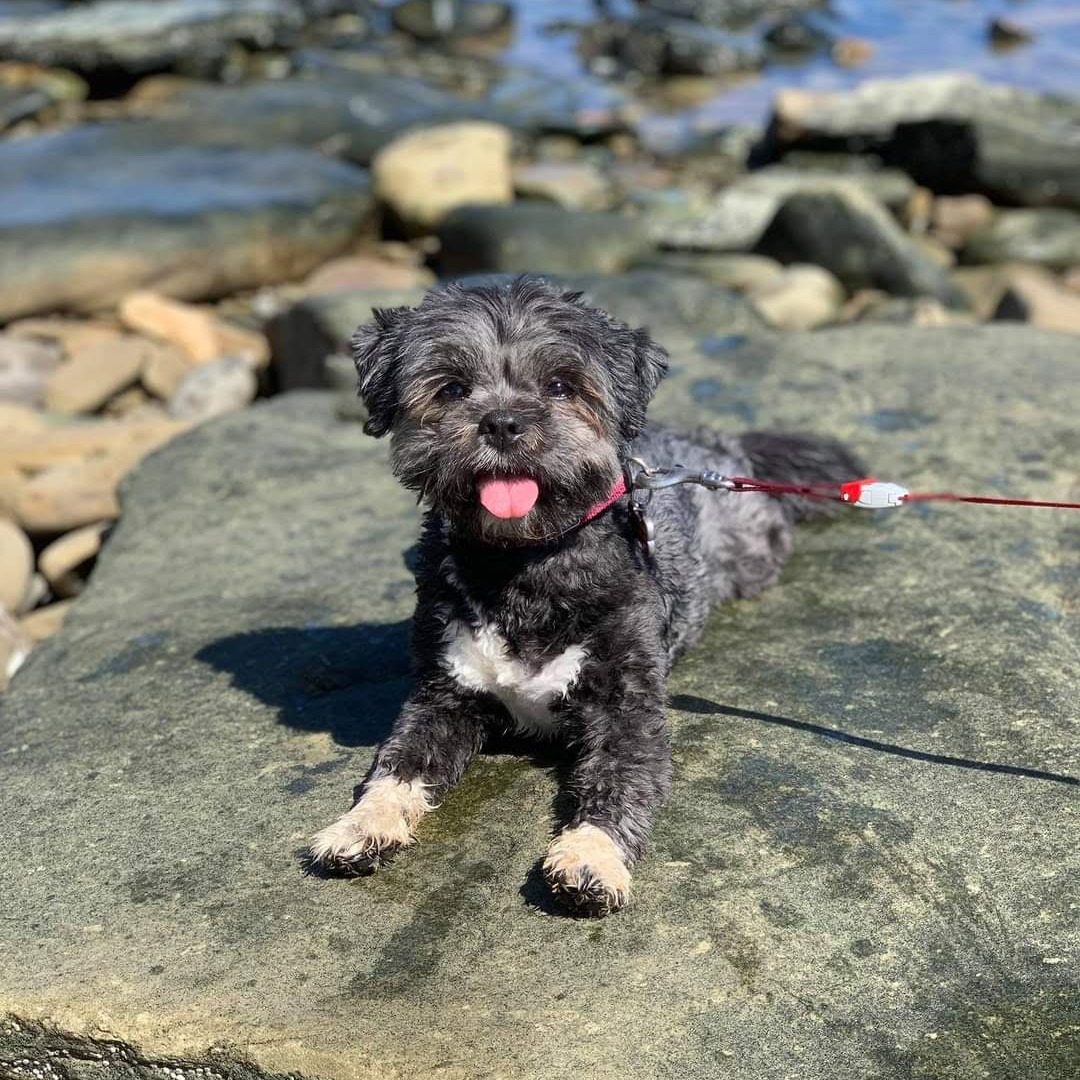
197, 620, 414, 747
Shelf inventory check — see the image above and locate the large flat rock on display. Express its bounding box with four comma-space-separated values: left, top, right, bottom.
1, 324, 1077, 1079
0, 128, 374, 320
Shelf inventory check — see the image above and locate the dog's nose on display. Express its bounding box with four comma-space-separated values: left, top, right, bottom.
478, 410, 526, 451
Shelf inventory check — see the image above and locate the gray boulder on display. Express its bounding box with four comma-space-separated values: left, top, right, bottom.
2, 323, 1076, 1079
0, 127, 374, 320
0, 0, 333, 79
756, 188, 969, 307
639, 0, 823, 28
963, 208, 1080, 270
765, 73, 1080, 210
437, 202, 655, 278
390, 0, 513, 40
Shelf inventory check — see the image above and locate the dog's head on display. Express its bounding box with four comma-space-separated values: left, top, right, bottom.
352, 278, 667, 544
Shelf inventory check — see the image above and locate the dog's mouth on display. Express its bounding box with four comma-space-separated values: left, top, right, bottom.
477, 476, 540, 520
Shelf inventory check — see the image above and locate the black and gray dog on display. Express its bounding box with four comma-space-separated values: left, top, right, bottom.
310, 277, 861, 915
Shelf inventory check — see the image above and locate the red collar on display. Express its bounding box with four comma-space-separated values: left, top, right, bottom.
581, 476, 628, 525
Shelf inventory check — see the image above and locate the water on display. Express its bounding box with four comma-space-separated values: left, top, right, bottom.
495, 0, 1080, 125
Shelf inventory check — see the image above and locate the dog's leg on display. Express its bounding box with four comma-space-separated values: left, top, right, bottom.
544, 659, 671, 916
309, 677, 489, 875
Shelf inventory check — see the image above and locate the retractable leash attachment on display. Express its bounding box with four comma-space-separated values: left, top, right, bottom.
625, 462, 1080, 548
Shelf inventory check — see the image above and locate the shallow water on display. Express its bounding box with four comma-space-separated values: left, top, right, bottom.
501, 0, 1080, 124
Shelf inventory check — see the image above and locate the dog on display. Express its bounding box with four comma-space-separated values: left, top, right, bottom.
309, 277, 862, 915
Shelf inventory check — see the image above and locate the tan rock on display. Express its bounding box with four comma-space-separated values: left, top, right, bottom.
304, 255, 434, 294
911, 234, 957, 268
0, 332, 63, 406
0, 417, 187, 471
0, 464, 25, 517
748, 264, 845, 330
513, 162, 614, 211
19, 599, 73, 643
103, 386, 152, 418
38, 520, 109, 597
167, 356, 257, 422
832, 37, 875, 67
140, 343, 197, 400
7, 317, 124, 358
1062, 266, 1080, 295
0, 518, 33, 614
993, 267, 1080, 334
119, 292, 269, 368
932, 194, 995, 249
13, 422, 186, 532
372, 122, 513, 231
0, 402, 45, 434
0, 606, 33, 690
43, 335, 151, 414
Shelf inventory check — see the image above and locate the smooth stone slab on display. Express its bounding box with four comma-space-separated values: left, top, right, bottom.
1, 325, 1077, 1079
0, 127, 374, 320
0, 0, 324, 79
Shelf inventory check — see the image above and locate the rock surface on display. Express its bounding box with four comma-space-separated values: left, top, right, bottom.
756, 188, 968, 307
963, 209, 1080, 271
372, 121, 513, 231
767, 73, 1080, 209
1, 324, 1077, 1079
437, 202, 654, 277
0, 0, 318, 80
0, 129, 374, 320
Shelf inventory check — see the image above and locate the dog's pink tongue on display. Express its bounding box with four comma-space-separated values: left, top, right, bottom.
479, 478, 539, 519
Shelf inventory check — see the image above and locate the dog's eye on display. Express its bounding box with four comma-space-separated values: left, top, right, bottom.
545, 378, 574, 399
439, 381, 469, 401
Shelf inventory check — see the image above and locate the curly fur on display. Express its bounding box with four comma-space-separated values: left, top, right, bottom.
309, 278, 863, 916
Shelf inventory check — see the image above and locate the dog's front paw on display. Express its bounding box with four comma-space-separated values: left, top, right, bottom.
308, 776, 433, 876
543, 824, 631, 917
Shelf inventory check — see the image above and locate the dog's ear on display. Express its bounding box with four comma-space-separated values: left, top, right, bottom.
351, 306, 409, 437
618, 328, 669, 440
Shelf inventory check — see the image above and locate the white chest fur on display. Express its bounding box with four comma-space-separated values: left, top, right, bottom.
442, 620, 586, 736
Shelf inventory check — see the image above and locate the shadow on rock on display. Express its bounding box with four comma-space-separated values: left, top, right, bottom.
672, 694, 1079, 787
197, 621, 412, 747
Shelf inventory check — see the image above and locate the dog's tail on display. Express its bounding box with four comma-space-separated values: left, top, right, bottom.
737, 431, 867, 522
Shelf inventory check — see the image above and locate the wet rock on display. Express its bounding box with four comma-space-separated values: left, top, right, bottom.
167, 356, 258, 423
763, 13, 831, 54
988, 17, 1032, 49
43, 336, 152, 415
38, 521, 109, 599
963, 209, 1080, 271
584, 14, 762, 78
640, 0, 822, 28
993, 266, 1080, 335
2, 323, 1077, 1077
931, 194, 995, 250
512, 162, 615, 211
0, 130, 374, 321
0, 60, 85, 129
746, 263, 843, 329
390, 0, 512, 41
766, 74, 1080, 210
0, 518, 33, 614
0, 333, 62, 406
437, 202, 654, 278
0, 0, 323, 81
757, 188, 969, 308
373, 122, 513, 232
487, 69, 636, 140
644, 165, 915, 252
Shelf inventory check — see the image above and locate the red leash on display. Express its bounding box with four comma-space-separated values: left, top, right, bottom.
723, 476, 1080, 511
